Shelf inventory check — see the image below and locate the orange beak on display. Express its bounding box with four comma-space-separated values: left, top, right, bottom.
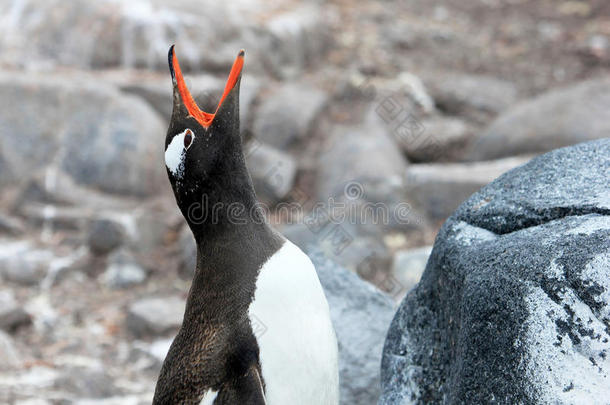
169, 46, 244, 128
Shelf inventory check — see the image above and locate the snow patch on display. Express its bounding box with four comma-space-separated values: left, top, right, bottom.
521, 280, 610, 403
567, 215, 610, 236
453, 221, 497, 246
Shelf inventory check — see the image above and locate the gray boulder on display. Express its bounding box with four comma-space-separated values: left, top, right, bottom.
425, 73, 518, 123
0, 214, 24, 236
317, 118, 407, 202
246, 143, 297, 204
391, 246, 432, 300
177, 225, 197, 280
87, 219, 125, 256
0, 291, 31, 332
126, 296, 185, 337
0, 243, 53, 286
0, 330, 21, 370
0, 72, 165, 196
101, 249, 147, 289
405, 156, 531, 220
261, 5, 332, 79
467, 78, 610, 161
381, 139, 610, 404
283, 222, 394, 289
398, 116, 471, 163
316, 121, 427, 235
54, 366, 119, 399
0, 0, 331, 76
309, 250, 395, 405
252, 83, 327, 149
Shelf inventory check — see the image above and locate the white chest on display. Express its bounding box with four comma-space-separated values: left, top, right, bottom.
248, 240, 339, 405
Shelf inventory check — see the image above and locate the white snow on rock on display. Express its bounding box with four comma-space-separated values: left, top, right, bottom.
521, 255, 610, 403
567, 215, 610, 237
452, 221, 497, 246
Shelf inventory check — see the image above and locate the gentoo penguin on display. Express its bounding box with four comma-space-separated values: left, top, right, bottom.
153, 46, 339, 404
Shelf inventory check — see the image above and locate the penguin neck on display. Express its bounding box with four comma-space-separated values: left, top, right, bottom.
177, 149, 284, 317
185, 203, 283, 322
179, 143, 264, 244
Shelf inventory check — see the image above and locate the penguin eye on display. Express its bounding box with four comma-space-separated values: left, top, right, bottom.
184, 129, 194, 150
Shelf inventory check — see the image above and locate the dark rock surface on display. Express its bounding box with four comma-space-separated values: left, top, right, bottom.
381, 139, 610, 404
309, 250, 395, 405
466, 78, 610, 161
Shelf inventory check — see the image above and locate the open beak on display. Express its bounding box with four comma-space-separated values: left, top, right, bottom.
168, 45, 244, 128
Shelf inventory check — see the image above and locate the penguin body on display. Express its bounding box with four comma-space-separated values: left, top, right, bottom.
152, 46, 339, 405
250, 240, 339, 404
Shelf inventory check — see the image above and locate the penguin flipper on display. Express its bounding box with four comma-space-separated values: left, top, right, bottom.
217, 367, 266, 404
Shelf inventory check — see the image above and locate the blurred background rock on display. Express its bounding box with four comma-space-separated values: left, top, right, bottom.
0, 0, 608, 403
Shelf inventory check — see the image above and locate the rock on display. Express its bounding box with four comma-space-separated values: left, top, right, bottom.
466, 78, 610, 161
398, 116, 471, 162
125, 207, 174, 254
317, 118, 407, 202
283, 221, 394, 288
54, 366, 119, 398
238, 76, 263, 130
308, 250, 395, 405
101, 249, 147, 289
177, 225, 197, 280
381, 139, 610, 404
0, 72, 165, 196
252, 83, 327, 149
316, 119, 427, 228
87, 219, 125, 256
0, 330, 21, 369
72, 396, 151, 405
147, 339, 174, 364
0, 291, 31, 332
263, 5, 333, 79
246, 143, 297, 204
0, 1, 330, 76
14, 399, 52, 405
0, 214, 25, 236
0, 366, 60, 399
126, 296, 185, 337
405, 155, 531, 220
15, 168, 138, 211
391, 246, 432, 298
19, 203, 89, 232
0, 243, 53, 286
131, 338, 173, 372
314, 117, 430, 244
425, 73, 518, 123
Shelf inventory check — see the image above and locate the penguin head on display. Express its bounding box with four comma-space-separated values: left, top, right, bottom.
165, 46, 248, 234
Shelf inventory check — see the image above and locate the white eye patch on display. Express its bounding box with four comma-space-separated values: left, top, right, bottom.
165, 129, 195, 178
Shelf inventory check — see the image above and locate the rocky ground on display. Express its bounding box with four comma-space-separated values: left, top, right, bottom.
0, 0, 608, 403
